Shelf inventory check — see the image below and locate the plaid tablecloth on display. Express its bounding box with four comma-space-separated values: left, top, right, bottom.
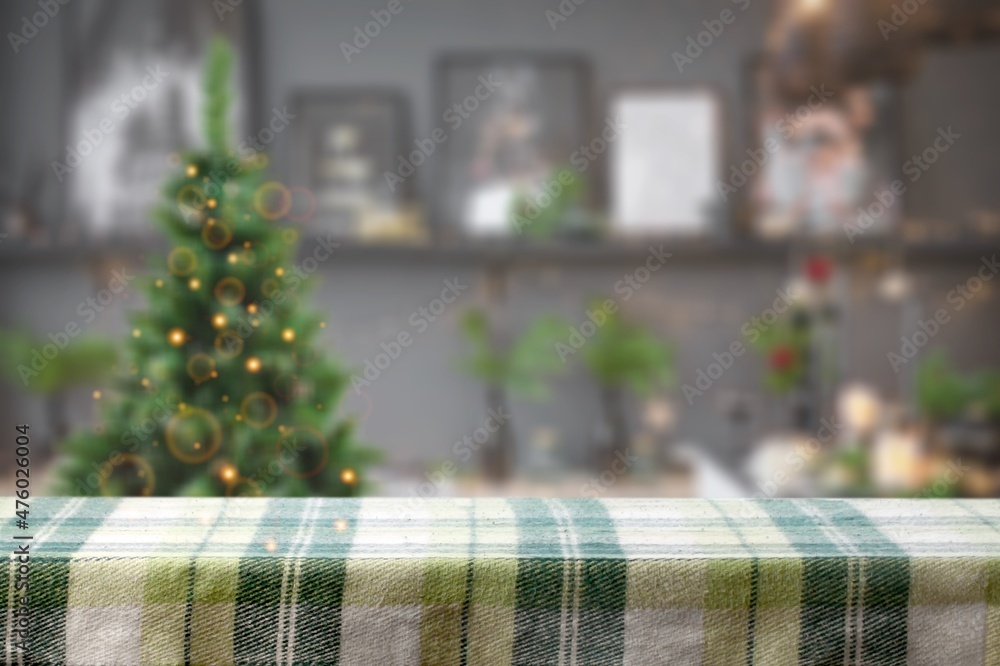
4, 497, 1000, 665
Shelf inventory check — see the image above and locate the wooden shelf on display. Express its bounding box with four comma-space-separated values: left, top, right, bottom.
1, 235, 998, 268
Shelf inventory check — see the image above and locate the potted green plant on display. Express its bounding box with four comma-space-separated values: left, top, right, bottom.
458, 309, 567, 481
577, 304, 673, 470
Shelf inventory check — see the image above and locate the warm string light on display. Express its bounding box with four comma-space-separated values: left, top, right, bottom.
168, 328, 186, 347
219, 464, 238, 483
281, 328, 295, 342
245, 357, 262, 373
212, 313, 228, 329
340, 468, 356, 485
188, 278, 202, 290
185, 164, 198, 177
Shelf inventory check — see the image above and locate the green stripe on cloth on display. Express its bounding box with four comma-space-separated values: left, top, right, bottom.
6, 497, 1000, 665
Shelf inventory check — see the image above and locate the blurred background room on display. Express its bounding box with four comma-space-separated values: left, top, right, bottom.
2, 0, 1000, 499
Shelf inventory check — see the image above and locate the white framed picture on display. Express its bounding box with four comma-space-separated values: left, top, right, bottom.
610, 88, 721, 236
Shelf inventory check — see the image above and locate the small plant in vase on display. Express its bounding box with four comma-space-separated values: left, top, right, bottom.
458, 309, 567, 481
576, 303, 673, 473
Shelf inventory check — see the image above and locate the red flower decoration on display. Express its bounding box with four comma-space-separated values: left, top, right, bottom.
769, 346, 796, 371
804, 255, 833, 284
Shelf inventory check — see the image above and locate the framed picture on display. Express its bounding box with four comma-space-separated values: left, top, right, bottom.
609, 87, 723, 237
59, 0, 263, 239
744, 55, 903, 239
435, 52, 591, 237
288, 89, 414, 239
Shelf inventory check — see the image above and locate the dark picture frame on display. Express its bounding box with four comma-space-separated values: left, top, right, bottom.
433, 52, 592, 239
741, 53, 904, 240
287, 88, 414, 238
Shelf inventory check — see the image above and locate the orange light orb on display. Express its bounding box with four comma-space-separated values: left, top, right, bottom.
219, 464, 238, 483
212, 313, 228, 329
281, 328, 295, 342
340, 468, 357, 485
185, 165, 198, 177
188, 278, 202, 290
168, 328, 186, 347
245, 357, 262, 373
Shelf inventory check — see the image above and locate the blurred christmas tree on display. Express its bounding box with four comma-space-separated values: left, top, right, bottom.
54, 38, 378, 497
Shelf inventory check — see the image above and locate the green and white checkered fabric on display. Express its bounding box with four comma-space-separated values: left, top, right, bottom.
4, 497, 1000, 665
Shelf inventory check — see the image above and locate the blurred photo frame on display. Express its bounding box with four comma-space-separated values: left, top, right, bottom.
609, 87, 724, 237
743, 54, 904, 240
288, 89, 414, 239
58, 0, 262, 239
434, 52, 591, 239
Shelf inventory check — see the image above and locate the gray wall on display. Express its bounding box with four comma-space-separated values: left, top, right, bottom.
1, 0, 999, 478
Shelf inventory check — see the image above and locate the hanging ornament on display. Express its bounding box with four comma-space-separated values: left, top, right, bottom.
202, 219, 234, 250
167, 247, 198, 277
186, 353, 216, 384
241, 391, 278, 429
166, 407, 222, 464
261, 279, 280, 298
214, 276, 246, 305
253, 181, 292, 220
214, 331, 244, 359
